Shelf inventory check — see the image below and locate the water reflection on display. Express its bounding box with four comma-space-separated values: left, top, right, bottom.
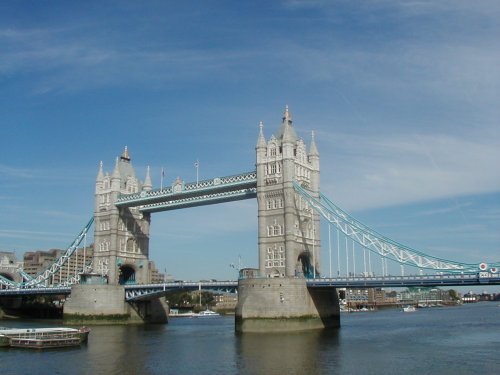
85, 325, 164, 375
236, 329, 340, 375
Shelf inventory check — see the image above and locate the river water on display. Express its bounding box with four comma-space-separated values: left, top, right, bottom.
1, 302, 499, 375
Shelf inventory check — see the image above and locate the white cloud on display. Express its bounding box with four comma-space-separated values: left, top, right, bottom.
320, 131, 500, 211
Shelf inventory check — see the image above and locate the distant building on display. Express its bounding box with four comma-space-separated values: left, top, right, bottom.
148, 261, 168, 283
214, 294, 238, 309
23, 246, 93, 285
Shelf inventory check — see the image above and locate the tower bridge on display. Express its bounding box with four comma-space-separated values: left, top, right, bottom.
1, 106, 499, 331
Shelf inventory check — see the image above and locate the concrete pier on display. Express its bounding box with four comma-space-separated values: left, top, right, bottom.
63, 284, 168, 324
235, 278, 340, 332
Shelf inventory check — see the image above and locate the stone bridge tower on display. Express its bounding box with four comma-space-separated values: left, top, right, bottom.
93, 147, 151, 285
236, 107, 339, 333
256, 106, 321, 278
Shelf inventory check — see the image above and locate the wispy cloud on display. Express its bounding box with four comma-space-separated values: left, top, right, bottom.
320, 131, 500, 211
0, 164, 36, 179
0, 229, 73, 241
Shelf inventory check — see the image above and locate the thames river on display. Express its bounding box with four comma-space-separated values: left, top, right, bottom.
1, 302, 499, 375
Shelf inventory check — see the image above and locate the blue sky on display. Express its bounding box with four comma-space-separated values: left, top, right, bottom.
1, 1, 499, 284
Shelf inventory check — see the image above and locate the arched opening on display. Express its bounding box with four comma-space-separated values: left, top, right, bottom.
297, 252, 314, 279
0, 273, 14, 289
118, 265, 136, 285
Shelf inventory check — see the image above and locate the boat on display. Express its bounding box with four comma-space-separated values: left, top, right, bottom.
169, 310, 196, 318
196, 309, 220, 317
0, 327, 90, 349
402, 305, 416, 313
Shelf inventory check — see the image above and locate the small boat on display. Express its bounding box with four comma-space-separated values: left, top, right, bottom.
0, 327, 90, 349
196, 309, 220, 317
169, 310, 196, 318
402, 305, 416, 313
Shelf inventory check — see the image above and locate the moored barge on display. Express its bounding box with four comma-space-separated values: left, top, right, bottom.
0, 327, 90, 349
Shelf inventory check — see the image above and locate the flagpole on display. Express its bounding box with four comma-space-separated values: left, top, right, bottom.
160, 167, 164, 190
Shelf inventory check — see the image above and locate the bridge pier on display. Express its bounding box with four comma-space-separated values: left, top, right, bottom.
63, 284, 168, 324
235, 278, 340, 333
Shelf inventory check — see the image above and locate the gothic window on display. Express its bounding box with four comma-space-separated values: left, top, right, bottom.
270, 163, 277, 174
278, 198, 283, 208
272, 200, 277, 209
273, 225, 280, 236
270, 148, 276, 156
265, 246, 285, 269
267, 200, 272, 210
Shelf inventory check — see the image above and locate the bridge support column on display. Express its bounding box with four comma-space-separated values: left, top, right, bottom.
235, 278, 340, 332
63, 284, 168, 324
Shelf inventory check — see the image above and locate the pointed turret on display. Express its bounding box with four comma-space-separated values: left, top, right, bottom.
111, 156, 121, 190
256, 121, 267, 149
309, 131, 319, 157
96, 161, 104, 182
143, 166, 152, 191
95, 161, 105, 194
309, 131, 320, 193
277, 105, 298, 142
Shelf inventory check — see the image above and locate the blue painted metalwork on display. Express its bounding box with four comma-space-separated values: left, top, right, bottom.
293, 181, 500, 273
0, 218, 94, 290
2, 273, 500, 299
306, 272, 500, 288
115, 171, 257, 212
124, 281, 238, 301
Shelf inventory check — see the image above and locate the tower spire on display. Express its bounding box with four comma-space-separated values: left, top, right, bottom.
143, 166, 152, 191
256, 121, 266, 149
309, 130, 319, 157
121, 146, 130, 161
282, 104, 292, 124
278, 105, 297, 142
96, 161, 104, 182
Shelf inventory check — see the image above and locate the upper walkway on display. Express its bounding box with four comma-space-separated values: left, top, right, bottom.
115, 171, 257, 212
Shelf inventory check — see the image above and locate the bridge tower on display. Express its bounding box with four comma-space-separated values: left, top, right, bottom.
65, 147, 168, 324
236, 106, 339, 332
93, 147, 151, 285
256, 105, 321, 278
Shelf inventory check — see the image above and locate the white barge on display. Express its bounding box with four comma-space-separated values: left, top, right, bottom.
0, 327, 90, 349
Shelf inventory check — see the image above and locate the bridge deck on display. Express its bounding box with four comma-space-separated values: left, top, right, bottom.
2, 274, 498, 299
